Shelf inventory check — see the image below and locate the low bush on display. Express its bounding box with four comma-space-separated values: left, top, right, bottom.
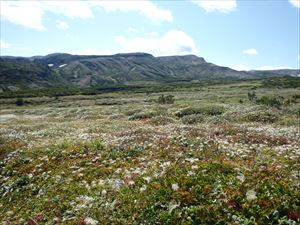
292, 94, 300, 100
125, 109, 142, 116
157, 94, 175, 104
109, 113, 125, 120
244, 111, 279, 123
256, 96, 283, 109
128, 111, 159, 120
15, 97, 24, 106
181, 114, 204, 124
248, 91, 257, 101
148, 116, 175, 126
175, 105, 224, 118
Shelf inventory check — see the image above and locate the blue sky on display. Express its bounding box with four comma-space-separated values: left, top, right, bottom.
0, 0, 299, 70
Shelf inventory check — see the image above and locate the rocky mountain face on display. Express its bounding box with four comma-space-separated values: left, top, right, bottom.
0, 53, 299, 91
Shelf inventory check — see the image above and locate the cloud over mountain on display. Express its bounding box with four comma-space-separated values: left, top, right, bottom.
115, 30, 198, 56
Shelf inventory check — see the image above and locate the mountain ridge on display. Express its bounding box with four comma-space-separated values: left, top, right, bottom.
1, 52, 299, 92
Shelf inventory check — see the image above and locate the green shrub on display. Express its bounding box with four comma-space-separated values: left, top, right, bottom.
125, 109, 142, 116
261, 77, 300, 88
157, 94, 175, 104
14, 176, 30, 187
175, 107, 198, 118
292, 94, 300, 100
287, 105, 300, 116
245, 111, 278, 123
15, 97, 24, 106
255, 96, 283, 109
181, 114, 204, 124
248, 91, 257, 102
148, 116, 174, 126
175, 105, 224, 118
128, 111, 159, 120
109, 113, 125, 120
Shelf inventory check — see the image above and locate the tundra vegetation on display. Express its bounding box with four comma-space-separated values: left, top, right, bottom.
0, 77, 299, 224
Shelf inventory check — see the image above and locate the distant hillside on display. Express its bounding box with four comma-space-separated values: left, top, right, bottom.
0, 53, 299, 92
249, 69, 300, 77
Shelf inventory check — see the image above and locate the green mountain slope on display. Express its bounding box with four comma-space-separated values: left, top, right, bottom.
0, 53, 299, 91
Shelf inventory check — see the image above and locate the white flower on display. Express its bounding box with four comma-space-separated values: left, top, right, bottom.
91, 181, 97, 188
112, 179, 124, 191
185, 157, 199, 163
85, 184, 91, 191
76, 195, 94, 208
171, 183, 179, 191
168, 201, 180, 213
187, 171, 195, 176
98, 179, 105, 186
237, 174, 245, 183
110, 199, 118, 210
115, 168, 122, 174
161, 161, 171, 167
128, 180, 135, 186
76, 195, 94, 205
101, 189, 107, 196
84, 217, 98, 225
191, 165, 198, 170
140, 185, 147, 192
143, 176, 151, 183
53, 217, 60, 223
246, 189, 257, 201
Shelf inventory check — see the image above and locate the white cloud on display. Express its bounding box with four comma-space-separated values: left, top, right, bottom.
115, 30, 198, 56
289, 0, 300, 8
256, 66, 292, 70
192, 0, 237, 13
0, 1, 92, 31
41, 1, 94, 19
0, 40, 11, 49
90, 1, 173, 24
56, 20, 69, 30
0, 1, 171, 31
243, 48, 258, 55
0, 1, 46, 30
232, 65, 250, 71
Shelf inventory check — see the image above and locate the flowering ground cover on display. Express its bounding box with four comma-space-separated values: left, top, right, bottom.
0, 80, 299, 224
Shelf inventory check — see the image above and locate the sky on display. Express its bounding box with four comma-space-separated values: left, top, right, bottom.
0, 0, 299, 70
